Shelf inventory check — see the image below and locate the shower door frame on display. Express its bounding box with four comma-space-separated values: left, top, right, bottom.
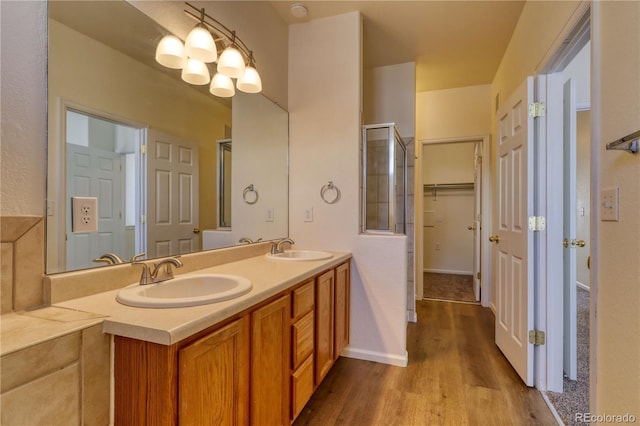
361, 123, 408, 235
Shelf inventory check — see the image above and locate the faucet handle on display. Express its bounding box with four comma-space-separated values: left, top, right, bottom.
132, 261, 151, 285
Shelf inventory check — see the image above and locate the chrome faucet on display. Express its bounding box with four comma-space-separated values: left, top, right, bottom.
93, 252, 125, 265
239, 237, 263, 244
271, 238, 294, 254
133, 256, 183, 285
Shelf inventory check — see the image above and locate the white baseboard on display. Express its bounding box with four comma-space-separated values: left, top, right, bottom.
407, 310, 417, 323
424, 268, 473, 275
341, 347, 408, 367
576, 281, 590, 291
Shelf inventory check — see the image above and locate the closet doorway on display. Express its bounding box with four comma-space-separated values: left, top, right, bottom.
420, 137, 489, 304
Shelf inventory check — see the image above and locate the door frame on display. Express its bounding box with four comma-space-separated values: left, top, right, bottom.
531, 3, 592, 393
415, 135, 492, 307
46, 98, 147, 272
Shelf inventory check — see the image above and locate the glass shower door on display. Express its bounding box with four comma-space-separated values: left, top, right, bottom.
362, 123, 407, 234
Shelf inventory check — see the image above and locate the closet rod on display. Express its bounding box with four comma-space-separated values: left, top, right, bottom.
423, 182, 475, 191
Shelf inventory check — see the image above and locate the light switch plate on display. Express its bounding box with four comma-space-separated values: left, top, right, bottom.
265, 208, 274, 222
72, 196, 98, 232
304, 207, 313, 222
600, 187, 619, 222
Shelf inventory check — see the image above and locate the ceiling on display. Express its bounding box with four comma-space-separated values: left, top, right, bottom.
269, 1, 526, 92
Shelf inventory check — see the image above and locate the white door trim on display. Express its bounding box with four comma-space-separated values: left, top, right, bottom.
532, 2, 592, 393
415, 135, 492, 307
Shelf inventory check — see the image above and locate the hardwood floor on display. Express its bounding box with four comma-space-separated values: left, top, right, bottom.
294, 300, 556, 426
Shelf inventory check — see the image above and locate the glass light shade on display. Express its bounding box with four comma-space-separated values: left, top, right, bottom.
210, 73, 235, 97
184, 26, 217, 63
181, 58, 210, 85
236, 66, 262, 93
155, 35, 186, 69
217, 46, 246, 78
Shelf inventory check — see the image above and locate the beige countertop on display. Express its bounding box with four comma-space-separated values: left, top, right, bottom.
0, 307, 105, 356
53, 251, 351, 346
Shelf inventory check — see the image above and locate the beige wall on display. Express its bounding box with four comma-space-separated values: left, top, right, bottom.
0, 1, 47, 216
593, 1, 640, 415
416, 84, 492, 141
289, 12, 409, 366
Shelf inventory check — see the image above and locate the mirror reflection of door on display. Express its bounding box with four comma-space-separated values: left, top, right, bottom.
217, 139, 232, 229
65, 109, 143, 269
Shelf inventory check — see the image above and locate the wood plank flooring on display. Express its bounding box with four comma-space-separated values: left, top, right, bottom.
294, 300, 556, 426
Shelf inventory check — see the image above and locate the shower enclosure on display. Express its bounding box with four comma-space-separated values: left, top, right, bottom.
362, 123, 407, 234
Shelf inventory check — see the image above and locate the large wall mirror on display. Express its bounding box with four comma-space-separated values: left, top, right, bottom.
46, 1, 288, 274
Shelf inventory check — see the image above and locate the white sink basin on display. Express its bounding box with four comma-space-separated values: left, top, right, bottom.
266, 250, 333, 261
116, 273, 252, 308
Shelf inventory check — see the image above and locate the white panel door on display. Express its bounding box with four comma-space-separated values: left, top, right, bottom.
67, 144, 124, 270
562, 78, 578, 380
146, 130, 199, 258
494, 77, 535, 386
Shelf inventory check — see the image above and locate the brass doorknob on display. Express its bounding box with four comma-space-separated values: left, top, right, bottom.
489, 235, 500, 243
467, 225, 476, 231
193, 227, 200, 234
564, 238, 586, 248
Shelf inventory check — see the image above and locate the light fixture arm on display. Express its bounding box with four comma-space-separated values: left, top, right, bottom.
184, 2, 254, 66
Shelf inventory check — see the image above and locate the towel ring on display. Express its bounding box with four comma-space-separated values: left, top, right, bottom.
320, 181, 341, 204
243, 184, 259, 205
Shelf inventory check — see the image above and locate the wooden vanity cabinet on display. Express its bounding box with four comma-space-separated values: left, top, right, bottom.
114, 259, 351, 426
334, 261, 350, 359
290, 280, 315, 420
250, 294, 291, 426
179, 317, 250, 425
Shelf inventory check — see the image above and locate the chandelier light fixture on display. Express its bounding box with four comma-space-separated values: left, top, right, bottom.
155, 2, 262, 98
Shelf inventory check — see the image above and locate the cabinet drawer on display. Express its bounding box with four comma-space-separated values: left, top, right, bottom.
292, 280, 314, 319
291, 355, 314, 421
291, 311, 314, 369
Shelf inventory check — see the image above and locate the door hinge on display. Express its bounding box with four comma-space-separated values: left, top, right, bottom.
528, 102, 546, 118
528, 216, 546, 231
140, 214, 146, 224
140, 144, 147, 154
529, 330, 546, 345
476, 272, 481, 280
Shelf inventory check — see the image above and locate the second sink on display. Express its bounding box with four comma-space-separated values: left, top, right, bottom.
266, 250, 333, 261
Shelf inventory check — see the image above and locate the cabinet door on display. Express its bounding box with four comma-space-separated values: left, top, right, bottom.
251, 295, 290, 426
179, 317, 249, 426
315, 269, 334, 384
334, 261, 350, 359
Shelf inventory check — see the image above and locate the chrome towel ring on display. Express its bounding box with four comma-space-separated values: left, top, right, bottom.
320, 181, 341, 204
243, 184, 259, 204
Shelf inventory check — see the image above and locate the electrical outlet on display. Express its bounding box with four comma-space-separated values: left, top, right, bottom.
600, 187, 619, 222
72, 196, 98, 232
304, 207, 313, 222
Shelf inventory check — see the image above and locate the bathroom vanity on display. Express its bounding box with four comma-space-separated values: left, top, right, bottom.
113, 257, 350, 425
48, 249, 352, 425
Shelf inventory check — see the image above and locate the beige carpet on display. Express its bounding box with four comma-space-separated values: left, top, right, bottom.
423, 272, 478, 303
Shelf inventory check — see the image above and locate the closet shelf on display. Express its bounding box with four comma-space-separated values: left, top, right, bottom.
424, 182, 475, 200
